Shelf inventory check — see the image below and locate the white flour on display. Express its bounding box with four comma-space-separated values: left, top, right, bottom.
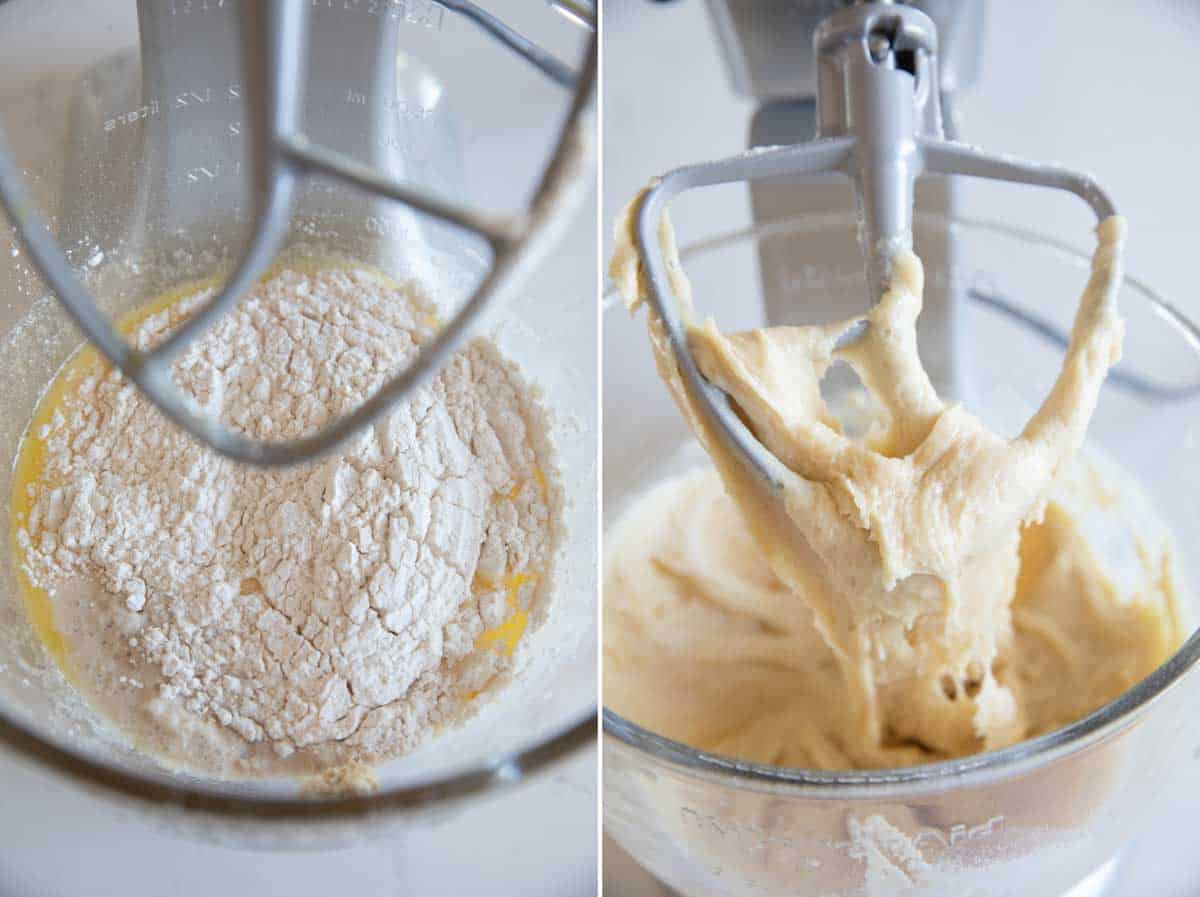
15, 266, 562, 779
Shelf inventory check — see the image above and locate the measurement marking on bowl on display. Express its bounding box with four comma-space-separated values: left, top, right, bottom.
311, 0, 446, 28
165, 0, 446, 28
679, 806, 821, 873
677, 805, 1006, 868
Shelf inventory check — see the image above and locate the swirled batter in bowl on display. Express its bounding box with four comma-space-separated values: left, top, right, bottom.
605, 199, 1181, 769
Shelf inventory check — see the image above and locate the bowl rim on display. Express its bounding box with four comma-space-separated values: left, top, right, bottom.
601, 211, 1200, 798
0, 703, 596, 819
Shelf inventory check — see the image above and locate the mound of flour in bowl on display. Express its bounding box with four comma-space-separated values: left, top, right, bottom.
15, 266, 562, 779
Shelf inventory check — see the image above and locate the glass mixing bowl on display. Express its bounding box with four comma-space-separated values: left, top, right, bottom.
0, 0, 595, 848
603, 213, 1200, 897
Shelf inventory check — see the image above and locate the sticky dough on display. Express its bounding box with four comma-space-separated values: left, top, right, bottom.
605, 193, 1181, 769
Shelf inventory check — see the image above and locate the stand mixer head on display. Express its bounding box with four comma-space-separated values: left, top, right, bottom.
630, 0, 1116, 493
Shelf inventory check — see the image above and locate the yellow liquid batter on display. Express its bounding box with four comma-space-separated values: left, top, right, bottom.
11, 263, 545, 763
472, 465, 550, 657
10, 275, 219, 681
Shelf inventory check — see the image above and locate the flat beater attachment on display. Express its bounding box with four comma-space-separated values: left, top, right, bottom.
632, 2, 1115, 491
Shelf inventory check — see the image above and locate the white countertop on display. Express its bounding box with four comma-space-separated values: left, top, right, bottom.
0, 743, 597, 897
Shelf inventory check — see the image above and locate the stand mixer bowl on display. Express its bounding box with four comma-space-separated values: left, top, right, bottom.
603, 213, 1200, 897
0, 0, 595, 848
